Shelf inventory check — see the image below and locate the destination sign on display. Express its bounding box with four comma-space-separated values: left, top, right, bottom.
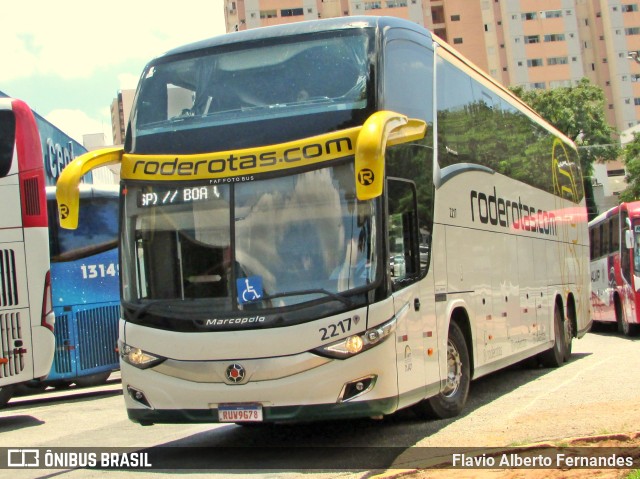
137, 185, 218, 207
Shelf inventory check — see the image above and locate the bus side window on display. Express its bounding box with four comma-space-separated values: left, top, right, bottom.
387, 178, 420, 289
0, 110, 16, 178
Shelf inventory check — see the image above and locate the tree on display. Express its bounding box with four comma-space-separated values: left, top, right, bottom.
619, 132, 640, 202
510, 78, 619, 177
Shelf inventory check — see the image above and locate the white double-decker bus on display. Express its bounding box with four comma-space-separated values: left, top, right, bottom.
57, 17, 590, 425
0, 98, 55, 407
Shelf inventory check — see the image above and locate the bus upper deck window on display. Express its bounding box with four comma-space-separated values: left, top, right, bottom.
0, 110, 16, 177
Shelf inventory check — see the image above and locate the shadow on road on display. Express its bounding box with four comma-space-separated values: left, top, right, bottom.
0, 414, 45, 432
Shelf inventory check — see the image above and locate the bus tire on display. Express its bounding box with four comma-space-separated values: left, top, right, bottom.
412, 321, 470, 420
614, 297, 638, 336
74, 372, 112, 388
0, 385, 16, 409
539, 305, 566, 367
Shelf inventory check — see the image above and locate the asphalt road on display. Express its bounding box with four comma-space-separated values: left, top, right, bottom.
1, 326, 638, 478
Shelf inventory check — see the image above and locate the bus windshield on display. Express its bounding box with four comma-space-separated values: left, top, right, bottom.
128, 29, 373, 153
122, 162, 377, 316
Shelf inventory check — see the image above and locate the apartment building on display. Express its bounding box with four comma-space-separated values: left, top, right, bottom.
224, 0, 640, 136
110, 89, 136, 146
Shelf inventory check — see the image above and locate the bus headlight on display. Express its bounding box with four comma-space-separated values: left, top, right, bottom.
313, 317, 397, 359
120, 343, 166, 369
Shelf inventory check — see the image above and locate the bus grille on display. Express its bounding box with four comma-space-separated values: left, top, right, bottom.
76, 305, 120, 371
0, 312, 26, 378
0, 249, 19, 307
23, 177, 41, 216
52, 312, 73, 374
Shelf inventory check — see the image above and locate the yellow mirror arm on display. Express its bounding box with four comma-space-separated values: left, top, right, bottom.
56, 147, 123, 229
355, 111, 426, 201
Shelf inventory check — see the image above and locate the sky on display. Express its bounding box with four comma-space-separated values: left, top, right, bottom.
1, 0, 227, 144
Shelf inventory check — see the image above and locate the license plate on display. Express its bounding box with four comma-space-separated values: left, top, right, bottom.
218, 403, 263, 422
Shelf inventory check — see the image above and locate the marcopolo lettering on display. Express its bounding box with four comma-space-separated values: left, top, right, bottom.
131, 137, 353, 178
205, 316, 266, 327
470, 186, 557, 236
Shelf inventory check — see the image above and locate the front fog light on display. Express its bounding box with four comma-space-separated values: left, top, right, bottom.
121, 343, 165, 369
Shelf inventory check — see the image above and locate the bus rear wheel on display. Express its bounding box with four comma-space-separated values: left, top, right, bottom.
412, 321, 470, 420
539, 304, 568, 367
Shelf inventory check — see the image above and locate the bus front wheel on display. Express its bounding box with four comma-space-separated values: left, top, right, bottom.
412, 321, 470, 420
0, 385, 16, 409
615, 297, 639, 336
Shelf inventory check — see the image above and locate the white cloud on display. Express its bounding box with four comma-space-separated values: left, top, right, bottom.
118, 73, 141, 91
0, 0, 226, 82
45, 109, 112, 145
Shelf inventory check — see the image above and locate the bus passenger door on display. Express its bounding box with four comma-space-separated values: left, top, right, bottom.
387, 179, 437, 406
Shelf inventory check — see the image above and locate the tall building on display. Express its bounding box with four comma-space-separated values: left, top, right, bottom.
224, 0, 640, 135
110, 89, 136, 145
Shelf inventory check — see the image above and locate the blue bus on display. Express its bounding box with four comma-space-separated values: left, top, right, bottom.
1, 91, 120, 405
45, 184, 120, 388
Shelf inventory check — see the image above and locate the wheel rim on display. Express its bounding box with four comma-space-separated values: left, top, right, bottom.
442, 339, 463, 397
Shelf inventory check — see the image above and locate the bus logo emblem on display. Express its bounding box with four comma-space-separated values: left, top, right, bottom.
226, 363, 246, 383
357, 169, 375, 186
59, 204, 69, 219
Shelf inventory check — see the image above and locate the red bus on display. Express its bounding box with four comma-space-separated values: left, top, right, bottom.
589, 201, 640, 336
0, 98, 56, 407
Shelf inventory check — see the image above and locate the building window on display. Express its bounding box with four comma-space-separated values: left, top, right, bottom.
453, 37, 463, 44
260, 9, 277, 18
527, 58, 544, 67
544, 33, 565, 42
623, 4, 639, 12
524, 35, 540, 44
281, 8, 303, 16
547, 56, 569, 65
541, 10, 562, 18
386, 0, 408, 7
451, 14, 460, 21
632, 74, 640, 82
521, 12, 537, 20
625, 27, 640, 35
531, 82, 546, 89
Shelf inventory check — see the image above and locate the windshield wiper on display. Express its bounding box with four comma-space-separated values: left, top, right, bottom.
246, 288, 354, 307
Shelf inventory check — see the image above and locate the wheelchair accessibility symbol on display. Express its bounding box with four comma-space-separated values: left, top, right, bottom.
237, 276, 263, 304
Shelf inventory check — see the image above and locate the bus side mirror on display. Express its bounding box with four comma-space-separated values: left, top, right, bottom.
625, 229, 633, 249
56, 147, 123, 229
355, 111, 426, 201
